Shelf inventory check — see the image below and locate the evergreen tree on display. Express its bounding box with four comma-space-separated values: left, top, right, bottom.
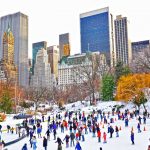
101, 74, 115, 101
115, 61, 131, 82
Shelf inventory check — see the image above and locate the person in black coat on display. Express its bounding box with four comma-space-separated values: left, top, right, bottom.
109, 126, 114, 138
55, 137, 63, 150
43, 136, 47, 150
70, 132, 75, 147
53, 129, 57, 140
63, 134, 70, 148
46, 129, 50, 141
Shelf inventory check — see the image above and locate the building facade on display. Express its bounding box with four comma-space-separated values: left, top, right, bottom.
80, 7, 115, 66
1, 27, 17, 82
31, 48, 54, 89
132, 40, 150, 59
0, 65, 7, 82
0, 12, 28, 87
32, 41, 47, 74
114, 15, 132, 65
58, 59, 90, 87
59, 33, 71, 60
47, 45, 59, 78
58, 52, 107, 87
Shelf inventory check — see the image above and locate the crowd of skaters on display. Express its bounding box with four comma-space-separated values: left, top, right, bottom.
0, 107, 149, 150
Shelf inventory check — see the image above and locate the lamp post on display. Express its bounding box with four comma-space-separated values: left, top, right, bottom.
15, 66, 18, 114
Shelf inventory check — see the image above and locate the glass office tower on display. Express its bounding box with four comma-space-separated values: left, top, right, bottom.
80, 7, 115, 66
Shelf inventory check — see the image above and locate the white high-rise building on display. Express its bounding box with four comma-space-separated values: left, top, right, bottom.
114, 15, 132, 65
0, 12, 29, 87
32, 48, 54, 89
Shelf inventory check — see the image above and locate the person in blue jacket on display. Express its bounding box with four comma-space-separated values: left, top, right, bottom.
22, 143, 28, 150
75, 140, 82, 150
37, 127, 42, 138
137, 123, 141, 133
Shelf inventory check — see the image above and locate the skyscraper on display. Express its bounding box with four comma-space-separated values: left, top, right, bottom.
1, 27, 17, 82
32, 41, 47, 74
59, 33, 71, 60
31, 48, 53, 89
47, 45, 59, 78
114, 15, 132, 65
80, 7, 115, 66
0, 12, 28, 87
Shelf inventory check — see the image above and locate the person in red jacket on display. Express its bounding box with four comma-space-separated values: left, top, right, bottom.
65, 121, 68, 130
76, 132, 79, 140
97, 130, 101, 142
103, 132, 107, 143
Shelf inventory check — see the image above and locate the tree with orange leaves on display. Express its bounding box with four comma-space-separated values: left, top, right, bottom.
116, 74, 150, 110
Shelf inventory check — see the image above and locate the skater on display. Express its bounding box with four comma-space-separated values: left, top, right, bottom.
55, 137, 63, 150
78, 129, 81, 141
138, 116, 142, 124
92, 126, 96, 137
137, 123, 141, 133
84, 124, 88, 134
29, 130, 34, 148
81, 128, 85, 141
76, 132, 79, 140
7, 125, 10, 133
53, 129, 57, 140
42, 115, 45, 122
26, 126, 30, 137
33, 125, 36, 133
32, 136, 37, 150
43, 136, 47, 150
143, 116, 146, 124
22, 128, 26, 137
48, 116, 50, 123
63, 134, 70, 148
107, 123, 110, 133
69, 125, 73, 133
115, 126, 119, 137
70, 132, 75, 147
109, 126, 114, 138
125, 118, 129, 127
131, 131, 134, 145
37, 126, 42, 138
22, 143, 28, 150
45, 129, 50, 141
75, 140, 82, 150
97, 129, 101, 142
11, 127, 14, 134
61, 123, 64, 133
103, 132, 107, 143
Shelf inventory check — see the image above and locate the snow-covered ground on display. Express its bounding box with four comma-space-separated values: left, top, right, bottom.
1, 101, 150, 150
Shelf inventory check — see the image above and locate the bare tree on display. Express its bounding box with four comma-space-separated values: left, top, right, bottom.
71, 53, 108, 105
131, 49, 150, 73
25, 86, 48, 119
